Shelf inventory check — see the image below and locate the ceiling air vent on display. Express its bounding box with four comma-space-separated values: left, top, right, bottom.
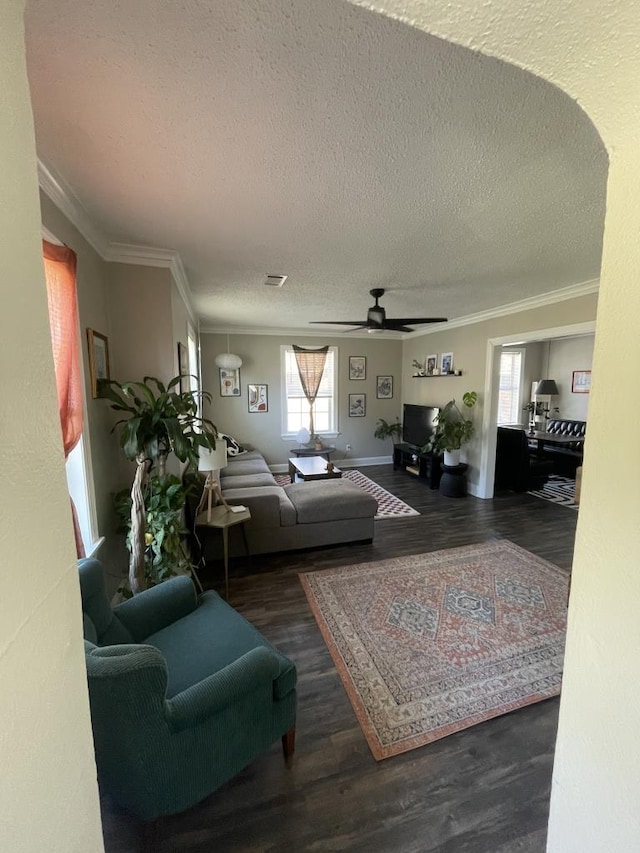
264, 274, 288, 288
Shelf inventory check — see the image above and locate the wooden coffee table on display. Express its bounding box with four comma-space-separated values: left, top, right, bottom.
288, 456, 342, 482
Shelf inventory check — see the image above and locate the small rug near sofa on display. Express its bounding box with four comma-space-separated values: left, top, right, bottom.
299, 540, 569, 760
528, 475, 578, 510
274, 469, 419, 520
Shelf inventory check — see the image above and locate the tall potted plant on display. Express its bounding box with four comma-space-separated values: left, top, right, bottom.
374, 417, 403, 454
423, 391, 478, 466
102, 375, 217, 594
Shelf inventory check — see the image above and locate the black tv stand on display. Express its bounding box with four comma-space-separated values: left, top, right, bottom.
393, 443, 442, 489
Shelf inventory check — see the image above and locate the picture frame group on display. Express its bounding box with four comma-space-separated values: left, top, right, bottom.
87, 327, 111, 398
376, 375, 393, 399
349, 356, 366, 380
248, 383, 268, 412
219, 367, 241, 397
348, 393, 366, 417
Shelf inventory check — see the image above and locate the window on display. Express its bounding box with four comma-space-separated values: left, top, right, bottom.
497, 349, 524, 425
281, 345, 338, 436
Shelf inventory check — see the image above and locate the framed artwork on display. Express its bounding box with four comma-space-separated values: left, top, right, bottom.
426, 354, 438, 375
349, 393, 366, 417
376, 375, 393, 399
349, 356, 366, 380
219, 367, 241, 397
440, 352, 454, 375
248, 383, 268, 412
572, 370, 591, 393
86, 328, 111, 398
177, 342, 189, 393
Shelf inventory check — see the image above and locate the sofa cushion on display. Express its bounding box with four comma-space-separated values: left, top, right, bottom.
223, 486, 297, 527
285, 479, 378, 524
223, 457, 272, 477
144, 590, 296, 700
221, 472, 278, 490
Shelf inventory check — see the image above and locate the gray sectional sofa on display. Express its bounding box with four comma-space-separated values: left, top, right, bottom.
188, 449, 378, 559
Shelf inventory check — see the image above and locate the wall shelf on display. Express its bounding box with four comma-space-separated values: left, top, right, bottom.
411, 372, 463, 378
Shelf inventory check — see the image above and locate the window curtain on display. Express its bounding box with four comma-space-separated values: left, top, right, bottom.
43, 239, 85, 557
292, 345, 329, 436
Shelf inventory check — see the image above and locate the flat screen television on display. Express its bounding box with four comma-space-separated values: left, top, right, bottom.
402, 404, 440, 448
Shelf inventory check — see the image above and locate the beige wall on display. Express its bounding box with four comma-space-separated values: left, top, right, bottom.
108, 263, 175, 383
201, 333, 403, 464
402, 293, 598, 492
171, 282, 192, 377
0, 2, 104, 849
548, 335, 594, 420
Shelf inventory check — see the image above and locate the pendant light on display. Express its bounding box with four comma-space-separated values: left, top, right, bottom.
214, 334, 243, 369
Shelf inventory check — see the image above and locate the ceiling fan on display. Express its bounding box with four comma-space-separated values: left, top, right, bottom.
309, 288, 448, 333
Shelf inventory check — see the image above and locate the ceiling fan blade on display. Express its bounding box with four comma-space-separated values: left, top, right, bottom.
308, 321, 369, 326
382, 322, 415, 333
388, 317, 448, 325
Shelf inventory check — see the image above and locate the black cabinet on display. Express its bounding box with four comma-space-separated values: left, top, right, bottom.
392, 443, 442, 489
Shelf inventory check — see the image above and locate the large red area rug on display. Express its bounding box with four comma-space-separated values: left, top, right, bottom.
274, 469, 419, 519
299, 540, 569, 760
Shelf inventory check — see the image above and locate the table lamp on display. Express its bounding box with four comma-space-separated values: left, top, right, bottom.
198, 439, 228, 521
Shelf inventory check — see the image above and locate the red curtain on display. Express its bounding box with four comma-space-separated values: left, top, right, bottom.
43, 240, 85, 557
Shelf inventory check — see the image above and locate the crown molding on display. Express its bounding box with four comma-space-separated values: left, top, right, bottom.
38, 158, 110, 257
409, 278, 600, 338
38, 158, 195, 324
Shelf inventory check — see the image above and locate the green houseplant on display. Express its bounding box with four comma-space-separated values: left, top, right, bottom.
423, 391, 478, 465
102, 375, 217, 594
374, 417, 403, 453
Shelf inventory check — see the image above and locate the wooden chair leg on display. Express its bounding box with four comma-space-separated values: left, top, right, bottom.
282, 726, 296, 767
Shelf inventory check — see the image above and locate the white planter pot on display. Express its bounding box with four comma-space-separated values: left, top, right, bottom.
443, 449, 461, 467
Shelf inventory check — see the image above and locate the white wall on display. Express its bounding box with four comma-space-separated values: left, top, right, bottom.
0, 2, 104, 849
548, 335, 594, 420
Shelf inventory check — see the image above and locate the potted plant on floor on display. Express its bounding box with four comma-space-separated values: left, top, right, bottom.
422, 391, 478, 466
102, 375, 218, 594
374, 417, 403, 454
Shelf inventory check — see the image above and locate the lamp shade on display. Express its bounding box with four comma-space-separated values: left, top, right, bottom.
535, 379, 559, 396
198, 439, 228, 472
214, 352, 243, 369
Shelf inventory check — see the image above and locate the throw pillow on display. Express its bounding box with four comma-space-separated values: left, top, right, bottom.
219, 433, 245, 456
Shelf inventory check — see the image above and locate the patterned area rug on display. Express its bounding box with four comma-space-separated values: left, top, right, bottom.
273, 469, 419, 520
300, 540, 569, 760
528, 475, 578, 510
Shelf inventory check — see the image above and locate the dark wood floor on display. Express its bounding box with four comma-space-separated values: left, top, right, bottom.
101, 465, 577, 853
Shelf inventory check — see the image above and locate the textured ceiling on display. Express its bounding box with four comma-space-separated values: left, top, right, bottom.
25, 0, 608, 333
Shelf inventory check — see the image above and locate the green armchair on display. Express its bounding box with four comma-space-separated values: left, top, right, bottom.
79, 558, 296, 821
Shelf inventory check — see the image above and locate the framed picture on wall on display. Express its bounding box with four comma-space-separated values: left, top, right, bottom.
349, 393, 366, 417
219, 367, 241, 397
86, 328, 111, 398
426, 354, 438, 375
440, 352, 454, 375
572, 370, 591, 393
376, 375, 393, 399
248, 384, 268, 412
177, 342, 189, 393
349, 356, 366, 380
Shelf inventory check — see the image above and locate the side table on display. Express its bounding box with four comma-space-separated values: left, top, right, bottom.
195, 504, 251, 599
439, 463, 469, 498
290, 445, 336, 461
